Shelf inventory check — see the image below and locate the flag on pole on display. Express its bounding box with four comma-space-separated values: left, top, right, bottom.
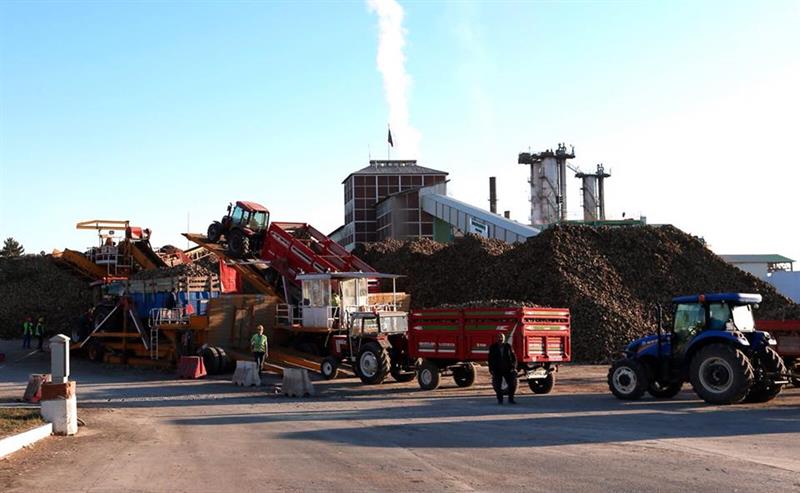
387, 127, 394, 147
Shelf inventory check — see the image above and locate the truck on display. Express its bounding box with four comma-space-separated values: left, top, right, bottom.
608, 293, 788, 405
407, 307, 571, 391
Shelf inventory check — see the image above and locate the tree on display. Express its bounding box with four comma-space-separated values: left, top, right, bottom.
0, 237, 25, 257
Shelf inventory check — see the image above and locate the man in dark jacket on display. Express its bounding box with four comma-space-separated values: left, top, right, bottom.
488, 332, 517, 404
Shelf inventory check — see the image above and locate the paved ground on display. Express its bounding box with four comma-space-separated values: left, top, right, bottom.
1, 339, 799, 493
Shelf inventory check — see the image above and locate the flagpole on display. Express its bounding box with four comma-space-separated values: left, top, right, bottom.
387, 123, 391, 160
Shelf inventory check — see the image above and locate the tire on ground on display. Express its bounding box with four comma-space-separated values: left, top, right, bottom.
215, 346, 231, 374
528, 372, 556, 394
647, 380, 683, 399
689, 343, 753, 405
200, 346, 221, 375
744, 346, 786, 403
608, 358, 649, 400
320, 356, 340, 380
452, 363, 477, 388
85, 341, 105, 362
417, 359, 441, 391
356, 342, 390, 385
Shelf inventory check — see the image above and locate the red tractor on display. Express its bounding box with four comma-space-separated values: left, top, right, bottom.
206, 201, 270, 258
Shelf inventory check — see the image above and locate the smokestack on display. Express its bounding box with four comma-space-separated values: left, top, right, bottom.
504, 211, 510, 219
489, 177, 497, 213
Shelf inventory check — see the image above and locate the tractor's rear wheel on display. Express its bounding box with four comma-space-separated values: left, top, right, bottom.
226, 230, 250, 258
207, 222, 223, 243
453, 363, 477, 388
690, 344, 753, 405
356, 342, 390, 385
417, 359, 441, 391
529, 372, 556, 394
608, 359, 649, 400
647, 380, 682, 399
744, 347, 786, 403
320, 356, 340, 380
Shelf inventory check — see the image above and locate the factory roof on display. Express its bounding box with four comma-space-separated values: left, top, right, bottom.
719, 254, 795, 264
342, 160, 448, 183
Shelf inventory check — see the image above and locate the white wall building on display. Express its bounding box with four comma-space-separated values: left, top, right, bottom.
720, 254, 799, 303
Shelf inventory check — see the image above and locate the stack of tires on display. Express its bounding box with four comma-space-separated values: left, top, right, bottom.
198, 345, 233, 375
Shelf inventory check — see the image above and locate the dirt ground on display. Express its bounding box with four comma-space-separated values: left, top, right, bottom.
1, 340, 800, 492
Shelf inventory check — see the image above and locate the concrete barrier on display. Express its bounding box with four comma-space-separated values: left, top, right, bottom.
282, 368, 315, 397
232, 360, 261, 387
0, 423, 53, 459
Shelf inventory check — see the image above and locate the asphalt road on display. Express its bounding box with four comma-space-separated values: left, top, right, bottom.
1, 340, 799, 492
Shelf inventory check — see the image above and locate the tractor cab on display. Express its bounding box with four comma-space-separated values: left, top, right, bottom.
225, 201, 270, 233
670, 293, 762, 353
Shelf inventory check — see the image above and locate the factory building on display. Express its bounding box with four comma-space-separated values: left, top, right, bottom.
331, 160, 448, 250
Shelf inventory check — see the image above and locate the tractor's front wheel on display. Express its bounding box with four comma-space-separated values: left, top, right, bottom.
207, 222, 223, 243
608, 359, 649, 400
690, 344, 753, 405
647, 380, 682, 399
320, 356, 340, 380
744, 347, 786, 403
356, 342, 390, 385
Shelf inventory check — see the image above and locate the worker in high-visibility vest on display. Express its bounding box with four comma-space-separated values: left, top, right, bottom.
250, 325, 268, 375
35, 317, 46, 352
22, 317, 34, 349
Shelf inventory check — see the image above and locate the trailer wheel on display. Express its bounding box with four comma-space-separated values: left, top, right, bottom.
417, 359, 441, 391
528, 372, 556, 394
453, 363, 476, 388
356, 342, 390, 385
608, 358, 648, 400
320, 356, 340, 380
744, 347, 786, 403
207, 222, 223, 243
85, 341, 105, 362
690, 344, 753, 405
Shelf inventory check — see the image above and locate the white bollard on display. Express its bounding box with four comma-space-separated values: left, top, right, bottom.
282, 368, 315, 397
40, 335, 78, 436
232, 360, 261, 387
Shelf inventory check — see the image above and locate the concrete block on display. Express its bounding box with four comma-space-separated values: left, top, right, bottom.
232, 360, 261, 387
41, 394, 78, 436
282, 368, 315, 397
0, 423, 53, 459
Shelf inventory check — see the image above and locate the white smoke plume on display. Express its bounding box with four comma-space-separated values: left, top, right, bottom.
367, 0, 421, 158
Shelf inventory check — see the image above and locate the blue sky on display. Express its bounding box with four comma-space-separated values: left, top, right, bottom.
1, 0, 798, 263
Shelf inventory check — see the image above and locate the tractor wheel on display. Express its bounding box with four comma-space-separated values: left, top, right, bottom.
744, 347, 786, 403
85, 341, 105, 362
207, 222, 223, 243
689, 344, 753, 405
452, 363, 477, 388
226, 230, 250, 259
215, 347, 232, 374
608, 359, 649, 400
320, 356, 340, 380
529, 372, 556, 394
647, 380, 683, 399
417, 359, 441, 391
200, 346, 221, 375
390, 364, 416, 383
356, 342, 390, 385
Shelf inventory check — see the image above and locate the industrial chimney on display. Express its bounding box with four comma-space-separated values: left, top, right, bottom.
575, 164, 611, 221
518, 143, 575, 226
489, 177, 497, 214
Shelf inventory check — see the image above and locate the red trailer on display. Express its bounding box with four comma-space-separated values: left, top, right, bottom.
757, 319, 800, 386
408, 306, 571, 391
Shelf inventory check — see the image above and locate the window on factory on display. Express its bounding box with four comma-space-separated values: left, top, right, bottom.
355, 176, 367, 186
401, 176, 412, 187
421, 223, 433, 236
412, 176, 422, 186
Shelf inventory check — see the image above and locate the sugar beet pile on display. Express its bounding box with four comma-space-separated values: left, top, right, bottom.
356, 225, 800, 362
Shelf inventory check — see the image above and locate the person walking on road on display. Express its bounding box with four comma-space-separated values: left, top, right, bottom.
488, 332, 517, 404
22, 317, 34, 349
250, 325, 268, 375
35, 317, 46, 352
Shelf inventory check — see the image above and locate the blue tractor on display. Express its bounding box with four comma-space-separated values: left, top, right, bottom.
608, 293, 788, 405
